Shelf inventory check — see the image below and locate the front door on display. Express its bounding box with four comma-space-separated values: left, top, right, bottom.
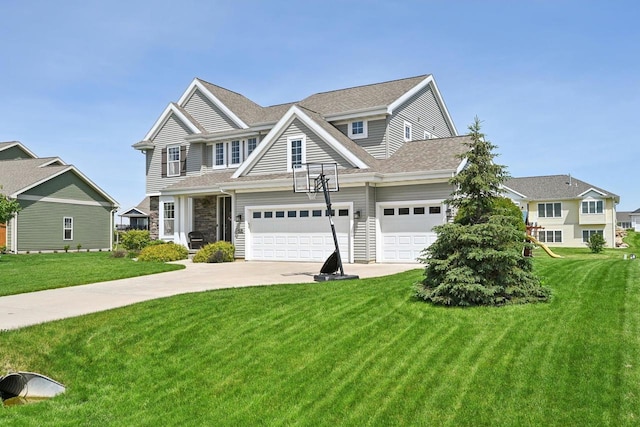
217, 196, 232, 242
0, 223, 6, 247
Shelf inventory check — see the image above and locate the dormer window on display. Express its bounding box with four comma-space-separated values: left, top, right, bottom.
287, 135, 306, 171
348, 120, 368, 139
247, 137, 258, 155
404, 121, 412, 142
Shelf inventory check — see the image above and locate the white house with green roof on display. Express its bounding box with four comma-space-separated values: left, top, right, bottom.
132, 74, 470, 263
0, 141, 119, 253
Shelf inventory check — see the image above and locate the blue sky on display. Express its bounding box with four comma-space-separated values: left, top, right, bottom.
1, 0, 638, 216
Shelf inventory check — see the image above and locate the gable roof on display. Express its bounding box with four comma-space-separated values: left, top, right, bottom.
504, 175, 620, 202
379, 136, 470, 174
121, 196, 151, 217
0, 141, 38, 159
0, 157, 118, 206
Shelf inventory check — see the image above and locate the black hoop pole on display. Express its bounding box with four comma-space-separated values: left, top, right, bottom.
318, 173, 344, 276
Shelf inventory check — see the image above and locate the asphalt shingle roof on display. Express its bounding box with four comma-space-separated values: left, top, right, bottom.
0, 158, 68, 196
504, 175, 619, 201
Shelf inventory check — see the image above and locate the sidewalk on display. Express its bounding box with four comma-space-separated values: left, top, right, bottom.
0, 261, 418, 331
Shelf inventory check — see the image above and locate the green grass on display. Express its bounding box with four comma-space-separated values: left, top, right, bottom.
0, 252, 184, 296
1, 235, 639, 425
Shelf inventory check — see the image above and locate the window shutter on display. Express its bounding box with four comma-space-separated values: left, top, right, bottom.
180, 146, 187, 176
161, 148, 167, 177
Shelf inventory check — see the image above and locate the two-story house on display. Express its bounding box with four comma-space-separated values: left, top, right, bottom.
132, 74, 470, 263
503, 175, 619, 248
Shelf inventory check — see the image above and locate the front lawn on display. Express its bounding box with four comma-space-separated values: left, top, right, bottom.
0, 252, 184, 296
1, 241, 639, 425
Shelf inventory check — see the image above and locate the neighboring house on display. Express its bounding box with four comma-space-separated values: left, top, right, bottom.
617, 209, 640, 231
0, 141, 119, 253
119, 196, 151, 230
503, 175, 619, 248
133, 74, 470, 263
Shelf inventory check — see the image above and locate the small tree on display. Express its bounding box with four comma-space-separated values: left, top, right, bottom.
0, 186, 21, 224
588, 233, 606, 253
416, 118, 549, 306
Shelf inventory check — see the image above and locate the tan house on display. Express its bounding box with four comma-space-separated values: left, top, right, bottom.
503, 175, 619, 248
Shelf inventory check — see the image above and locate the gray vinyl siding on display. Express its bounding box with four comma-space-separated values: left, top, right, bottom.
146, 115, 192, 194
375, 182, 454, 203
16, 200, 111, 252
0, 145, 31, 160
235, 186, 369, 261
387, 83, 454, 156
248, 119, 352, 175
334, 119, 387, 159
183, 90, 239, 132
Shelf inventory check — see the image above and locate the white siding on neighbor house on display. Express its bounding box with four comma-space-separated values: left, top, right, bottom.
335, 119, 388, 159
146, 116, 193, 194
183, 89, 239, 133
387, 84, 454, 157
248, 118, 352, 175
235, 186, 369, 262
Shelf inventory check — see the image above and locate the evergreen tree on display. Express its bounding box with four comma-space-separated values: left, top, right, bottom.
415, 118, 550, 306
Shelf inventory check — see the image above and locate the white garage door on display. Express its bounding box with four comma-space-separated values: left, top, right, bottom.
249, 207, 350, 262
379, 204, 443, 263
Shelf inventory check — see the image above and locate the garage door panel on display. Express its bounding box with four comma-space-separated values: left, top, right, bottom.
380, 203, 442, 263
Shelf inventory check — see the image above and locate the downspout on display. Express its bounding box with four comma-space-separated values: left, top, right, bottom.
110, 208, 117, 250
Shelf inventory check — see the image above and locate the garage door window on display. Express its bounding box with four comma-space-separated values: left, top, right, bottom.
276, 211, 285, 218
300, 210, 309, 217
399, 208, 410, 215
264, 212, 273, 218
429, 206, 441, 214
384, 208, 395, 215
414, 207, 425, 214
288, 211, 297, 218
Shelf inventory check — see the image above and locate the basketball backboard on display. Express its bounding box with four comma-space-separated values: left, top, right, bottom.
293, 163, 339, 193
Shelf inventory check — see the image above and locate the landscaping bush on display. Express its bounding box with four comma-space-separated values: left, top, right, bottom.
137, 242, 189, 262
120, 230, 151, 251
193, 241, 235, 263
588, 233, 606, 253
110, 249, 127, 258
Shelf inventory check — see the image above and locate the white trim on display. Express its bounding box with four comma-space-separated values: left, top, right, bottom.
143, 103, 202, 142
213, 142, 226, 169
500, 184, 527, 199
286, 135, 306, 172
0, 141, 38, 159
403, 121, 413, 142
230, 140, 243, 166
17, 194, 115, 207
177, 78, 249, 129
232, 105, 369, 178
63, 216, 73, 241
578, 187, 608, 197
166, 144, 181, 177
347, 120, 368, 139
387, 75, 458, 136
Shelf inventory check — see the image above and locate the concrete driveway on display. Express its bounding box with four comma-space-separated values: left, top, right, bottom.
0, 260, 418, 331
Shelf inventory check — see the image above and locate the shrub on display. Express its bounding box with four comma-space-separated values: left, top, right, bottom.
111, 249, 127, 258
120, 230, 151, 251
193, 241, 235, 263
137, 242, 189, 262
64, 245, 70, 253
588, 233, 606, 253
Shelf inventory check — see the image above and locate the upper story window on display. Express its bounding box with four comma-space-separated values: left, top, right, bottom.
348, 120, 368, 139
167, 145, 181, 176
214, 143, 225, 167
231, 140, 242, 165
247, 137, 258, 155
424, 130, 436, 139
582, 200, 604, 214
538, 202, 562, 218
403, 121, 412, 142
287, 135, 306, 171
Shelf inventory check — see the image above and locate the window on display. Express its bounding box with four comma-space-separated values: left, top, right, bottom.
429, 206, 441, 214
537, 203, 562, 218
399, 208, 410, 215
384, 208, 395, 216
338, 209, 349, 216
539, 230, 562, 243
275, 211, 285, 218
403, 121, 412, 142
247, 137, 258, 155
312, 210, 322, 217
264, 211, 273, 218
215, 143, 225, 167
253, 212, 261, 219
167, 145, 180, 176
231, 140, 241, 165
583, 229, 603, 243
414, 207, 425, 215
163, 202, 175, 235
300, 210, 309, 218
424, 130, 436, 139
348, 120, 368, 139
287, 136, 306, 171
582, 200, 604, 214
63, 217, 73, 240
288, 210, 297, 218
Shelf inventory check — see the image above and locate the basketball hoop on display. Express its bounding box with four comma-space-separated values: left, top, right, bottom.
306, 190, 317, 200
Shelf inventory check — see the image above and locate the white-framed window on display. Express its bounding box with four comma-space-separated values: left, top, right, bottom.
348, 120, 368, 139
247, 137, 258, 155
287, 135, 306, 171
163, 202, 175, 236
167, 145, 180, 176
582, 229, 603, 243
231, 140, 242, 165
537, 202, 562, 218
424, 130, 436, 139
403, 121, 412, 142
63, 217, 73, 240
582, 200, 604, 214
538, 230, 562, 243
214, 143, 225, 167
